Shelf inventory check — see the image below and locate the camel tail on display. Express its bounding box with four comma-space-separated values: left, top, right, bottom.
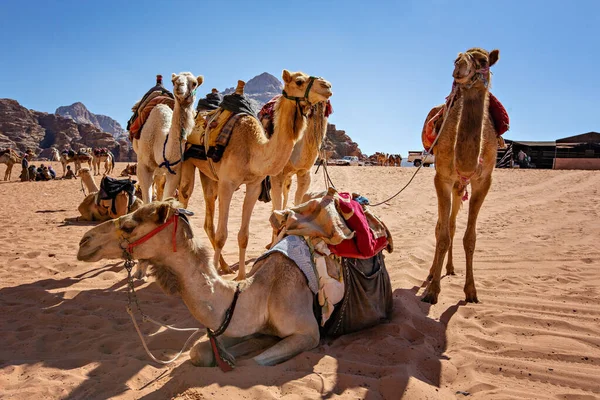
109, 151, 115, 169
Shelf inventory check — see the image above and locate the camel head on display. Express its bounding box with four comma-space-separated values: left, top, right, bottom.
281, 70, 332, 106
453, 48, 499, 88
171, 72, 204, 107
77, 199, 193, 263
77, 167, 92, 179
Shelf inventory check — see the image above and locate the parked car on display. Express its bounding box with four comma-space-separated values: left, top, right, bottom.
336, 156, 360, 166
407, 151, 435, 167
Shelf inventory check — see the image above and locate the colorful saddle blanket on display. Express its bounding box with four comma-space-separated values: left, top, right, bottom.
423, 92, 509, 153
128, 94, 175, 142
93, 147, 109, 157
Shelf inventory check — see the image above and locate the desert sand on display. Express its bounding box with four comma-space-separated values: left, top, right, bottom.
0, 162, 599, 400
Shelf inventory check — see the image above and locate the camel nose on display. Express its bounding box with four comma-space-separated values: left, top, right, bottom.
79, 234, 91, 247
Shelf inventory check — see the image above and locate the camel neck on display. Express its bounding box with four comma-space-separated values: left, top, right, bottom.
165, 101, 195, 158
455, 87, 488, 177
84, 175, 99, 193
156, 240, 237, 331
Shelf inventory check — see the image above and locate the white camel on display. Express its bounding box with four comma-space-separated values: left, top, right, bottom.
133, 72, 202, 203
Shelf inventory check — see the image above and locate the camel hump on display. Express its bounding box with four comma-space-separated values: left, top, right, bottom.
235, 81, 245, 95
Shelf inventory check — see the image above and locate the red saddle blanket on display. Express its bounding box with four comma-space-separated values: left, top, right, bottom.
423, 92, 509, 153
128, 95, 175, 142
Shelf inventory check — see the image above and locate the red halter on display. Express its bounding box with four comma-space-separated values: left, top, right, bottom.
124, 212, 179, 255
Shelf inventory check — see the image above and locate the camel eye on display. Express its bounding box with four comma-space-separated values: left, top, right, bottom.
121, 223, 135, 234
296, 80, 303, 86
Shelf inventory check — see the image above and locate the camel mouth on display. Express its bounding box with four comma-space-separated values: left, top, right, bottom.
77, 245, 100, 262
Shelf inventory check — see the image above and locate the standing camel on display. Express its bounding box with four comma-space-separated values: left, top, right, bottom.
422, 47, 500, 304
270, 101, 330, 212
133, 72, 202, 203
92, 149, 115, 176
178, 70, 332, 280
51, 148, 92, 176
0, 149, 21, 181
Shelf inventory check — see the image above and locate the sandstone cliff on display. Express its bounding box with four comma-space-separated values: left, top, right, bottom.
56, 102, 126, 138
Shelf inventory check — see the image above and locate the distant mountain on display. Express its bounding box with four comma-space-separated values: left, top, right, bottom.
55, 102, 126, 138
0, 98, 134, 161
222, 72, 283, 109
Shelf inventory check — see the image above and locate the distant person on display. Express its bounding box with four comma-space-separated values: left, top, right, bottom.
48, 165, 56, 179
21, 154, 29, 181
517, 149, 530, 168
64, 165, 76, 179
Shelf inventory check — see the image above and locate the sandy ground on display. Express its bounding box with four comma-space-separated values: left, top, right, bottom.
0, 162, 599, 400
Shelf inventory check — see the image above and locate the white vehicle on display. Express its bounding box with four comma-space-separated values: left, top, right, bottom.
336, 156, 360, 166
407, 151, 435, 167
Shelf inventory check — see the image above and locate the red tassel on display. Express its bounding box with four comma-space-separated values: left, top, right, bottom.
209, 336, 234, 372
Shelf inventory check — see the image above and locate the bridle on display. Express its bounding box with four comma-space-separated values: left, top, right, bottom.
116, 208, 192, 259
454, 52, 491, 89
281, 76, 321, 125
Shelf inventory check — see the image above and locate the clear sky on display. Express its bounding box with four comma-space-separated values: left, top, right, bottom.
1, 0, 598, 155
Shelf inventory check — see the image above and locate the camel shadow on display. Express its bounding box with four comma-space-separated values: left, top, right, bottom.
0, 262, 203, 400
133, 285, 464, 399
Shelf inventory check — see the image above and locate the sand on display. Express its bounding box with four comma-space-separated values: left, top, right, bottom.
0, 162, 599, 400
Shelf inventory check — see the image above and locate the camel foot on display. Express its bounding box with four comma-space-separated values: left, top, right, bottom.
464, 287, 479, 303
445, 270, 456, 276
234, 274, 246, 282
421, 291, 438, 304
190, 341, 215, 367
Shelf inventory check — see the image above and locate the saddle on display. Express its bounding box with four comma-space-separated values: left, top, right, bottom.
127, 84, 175, 142
423, 91, 509, 154
94, 147, 109, 157
0, 148, 10, 157
97, 176, 137, 216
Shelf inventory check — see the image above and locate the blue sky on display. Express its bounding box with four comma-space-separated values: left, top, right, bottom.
1, 0, 598, 155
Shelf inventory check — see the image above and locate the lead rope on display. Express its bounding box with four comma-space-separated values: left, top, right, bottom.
369, 86, 457, 207
124, 259, 201, 365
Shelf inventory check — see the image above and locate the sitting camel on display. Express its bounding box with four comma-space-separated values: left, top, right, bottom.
77, 199, 320, 366
75, 168, 142, 222
133, 72, 202, 203
120, 163, 137, 177
178, 71, 332, 280
421, 48, 500, 304
0, 149, 21, 181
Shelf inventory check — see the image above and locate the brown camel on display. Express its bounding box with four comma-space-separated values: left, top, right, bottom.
270, 100, 329, 215
421, 47, 500, 304
0, 149, 21, 181
51, 148, 92, 176
74, 168, 142, 222
375, 152, 388, 166
77, 199, 321, 366
178, 70, 332, 280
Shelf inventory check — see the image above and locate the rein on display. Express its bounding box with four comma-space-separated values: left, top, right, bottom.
160, 86, 196, 175
281, 76, 319, 128
118, 209, 202, 365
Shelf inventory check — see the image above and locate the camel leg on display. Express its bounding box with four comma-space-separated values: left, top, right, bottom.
137, 164, 154, 204
282, 174, 293, 209
294, 169, 311, 206
445, 186, 463, 276
269, 173, 285, 247
161, 169, 181, 201
463, 176, 492, 303
237, 182, 262, 280
214, 180, 237, 274
199, 173, 229, 271
422, 174, 453, 304
251, 331, 319, 366
178, 160, 196, 208
190, 335, 278, 367
61, 160, 66, 177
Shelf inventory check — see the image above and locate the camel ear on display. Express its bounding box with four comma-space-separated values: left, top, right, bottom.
153, 203, 172, 224
282, 69, 292, 84
171, 73, 177, 81
196, 75, 204, 86
489, 50, 500, 67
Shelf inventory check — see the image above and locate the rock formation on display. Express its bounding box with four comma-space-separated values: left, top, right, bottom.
0, 99, 133, 161
56, 102, 126, 138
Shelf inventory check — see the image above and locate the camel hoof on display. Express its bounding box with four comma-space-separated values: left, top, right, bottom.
421, 292, 438, 304
465, 293, 479, 303
190, 342, 215, 367
446, 270, 456, 276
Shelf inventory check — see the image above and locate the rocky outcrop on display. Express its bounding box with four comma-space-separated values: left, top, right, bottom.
55, 102, 126, 138
222, 72, 283, 109
0, 98, 133, 161
323, 124, 363, 160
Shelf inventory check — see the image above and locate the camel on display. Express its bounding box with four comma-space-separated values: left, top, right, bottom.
178, 70, 332, 280
0, 149, 21, 181
270, 100, 329, 214
77, 199, 321, 366
92, 149, 115, 176
51, 148, 92, 176
120, 163, 137, 177
133, 72, 202, 204
375, 152, 388, 166
387, 154, 402, 167
75, 167, 142, 222
421, 47, 500, 305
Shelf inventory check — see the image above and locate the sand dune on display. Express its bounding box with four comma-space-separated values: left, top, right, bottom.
0, 162, 599, 399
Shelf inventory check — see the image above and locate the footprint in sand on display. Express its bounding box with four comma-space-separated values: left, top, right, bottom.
25, 251, 41, 259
